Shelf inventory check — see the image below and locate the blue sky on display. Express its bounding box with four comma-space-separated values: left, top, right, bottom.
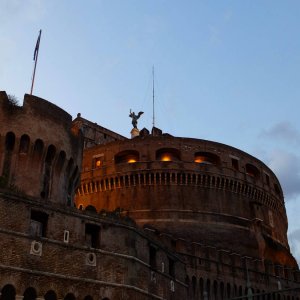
1, 0, 300, 263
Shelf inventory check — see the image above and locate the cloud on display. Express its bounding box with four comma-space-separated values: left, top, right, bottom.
267, 150, 300, 200
288, 229, 300, 265
260, 122, 300, 145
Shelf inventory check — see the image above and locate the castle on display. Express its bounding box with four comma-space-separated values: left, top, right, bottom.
0, 91, 299, 300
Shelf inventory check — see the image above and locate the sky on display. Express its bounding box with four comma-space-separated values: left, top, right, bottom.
1, 0, 300, 264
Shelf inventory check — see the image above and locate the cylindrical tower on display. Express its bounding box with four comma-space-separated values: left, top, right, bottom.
76, 133, 297, 267
0, 91, 83, 205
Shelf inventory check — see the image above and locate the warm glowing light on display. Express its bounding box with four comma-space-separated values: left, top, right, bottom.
95, 159, 101, 167
194, 156, 205, 163
194, 156, 206, 163
161, 154, 172, 161
127, 158, 137, 163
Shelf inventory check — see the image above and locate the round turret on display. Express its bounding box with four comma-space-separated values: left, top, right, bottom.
75, 133, 297, 267
0, 92, 83, 205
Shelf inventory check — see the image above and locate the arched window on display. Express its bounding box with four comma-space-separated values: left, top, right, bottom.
66, 158, 74, 178
44, 290, 57, 300
245, 163, 260, 178
194, 151, 220, 166
64, 293, 76, 300
45, 145, 56, 165
0, 284, 16, 300
227, 283, 231, 299
41, 144, 56, 199
2, 132, 16, 179
19, 134, 30, 154
5, 132, 15, 152
192, 276, 197, 297
115, 150, 139, 164
55, 151, 66, 173
83, 296, 93, 300
206, 279, 211, 299
23, 287, 37, 300
32, 139, 44, 165
199, 278, 204, 299
213, 280, 218, 299
156, 148, 181, 162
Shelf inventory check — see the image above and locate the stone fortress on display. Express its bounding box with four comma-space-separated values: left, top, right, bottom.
0, 91, 299, 300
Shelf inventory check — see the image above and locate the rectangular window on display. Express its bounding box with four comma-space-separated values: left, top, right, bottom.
85, 224, 100, 248
30, 210, 48, 237
168, 257, 175, 277
94, 157, 102, 168
231, 158, 239, 171
93, 154, 104, 169
265, 174, 270, 185
149, 245, 157, 269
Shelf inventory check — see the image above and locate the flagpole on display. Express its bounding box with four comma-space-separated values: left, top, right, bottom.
30, 30, 42, 95
152, 65, 155, 128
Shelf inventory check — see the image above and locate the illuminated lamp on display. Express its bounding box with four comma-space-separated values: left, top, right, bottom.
194, 156, 205, 163
161, 153, 172, 162
95, 159, 101, 167
127, 158, 137, 163
127, 155, 137, 163
194, 155, 211, 164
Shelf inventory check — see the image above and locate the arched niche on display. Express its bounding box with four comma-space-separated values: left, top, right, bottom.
1, 284, 16, 300
156, 148, 181, 162
64, 293, 76, 300
5, 131, 15, 152
44, 290, 57, 300
23, 287, 37, 300
45, 144, 56, 165
33, 139, 44, 158
55, 150, 66, 173
245, 163, 260, 178
194, 151, 220, 166
19, 134, 30, 154
115, 150, 139, 164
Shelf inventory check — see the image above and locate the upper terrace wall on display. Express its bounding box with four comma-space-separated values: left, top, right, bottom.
0, 92, 83, 205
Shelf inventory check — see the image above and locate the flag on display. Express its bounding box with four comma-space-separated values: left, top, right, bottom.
33, 30, 42, 61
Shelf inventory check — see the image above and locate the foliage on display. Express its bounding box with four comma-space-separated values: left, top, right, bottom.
7, 94, 20, 106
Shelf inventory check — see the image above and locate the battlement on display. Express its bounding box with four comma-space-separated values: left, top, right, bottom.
0, 92, 72, 127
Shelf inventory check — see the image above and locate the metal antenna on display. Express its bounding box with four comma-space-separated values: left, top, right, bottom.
152, 65, 155, 128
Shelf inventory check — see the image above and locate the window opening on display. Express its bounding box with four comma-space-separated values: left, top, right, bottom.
265, 174, 270, 185
194, 151, 220, 165
232, 158, 239, 171
30, 210, 48, 237
169, 257, 175, 277
19, 134, 30, 154
1, 284, 16, 300
149, 245, 157, 269
44, 290, 57, 300
245, 163, 260, 178
23, 287, 37, 300
85, 223, 100, 248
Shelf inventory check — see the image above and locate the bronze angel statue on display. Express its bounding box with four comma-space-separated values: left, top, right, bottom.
129, 110, 144, 129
